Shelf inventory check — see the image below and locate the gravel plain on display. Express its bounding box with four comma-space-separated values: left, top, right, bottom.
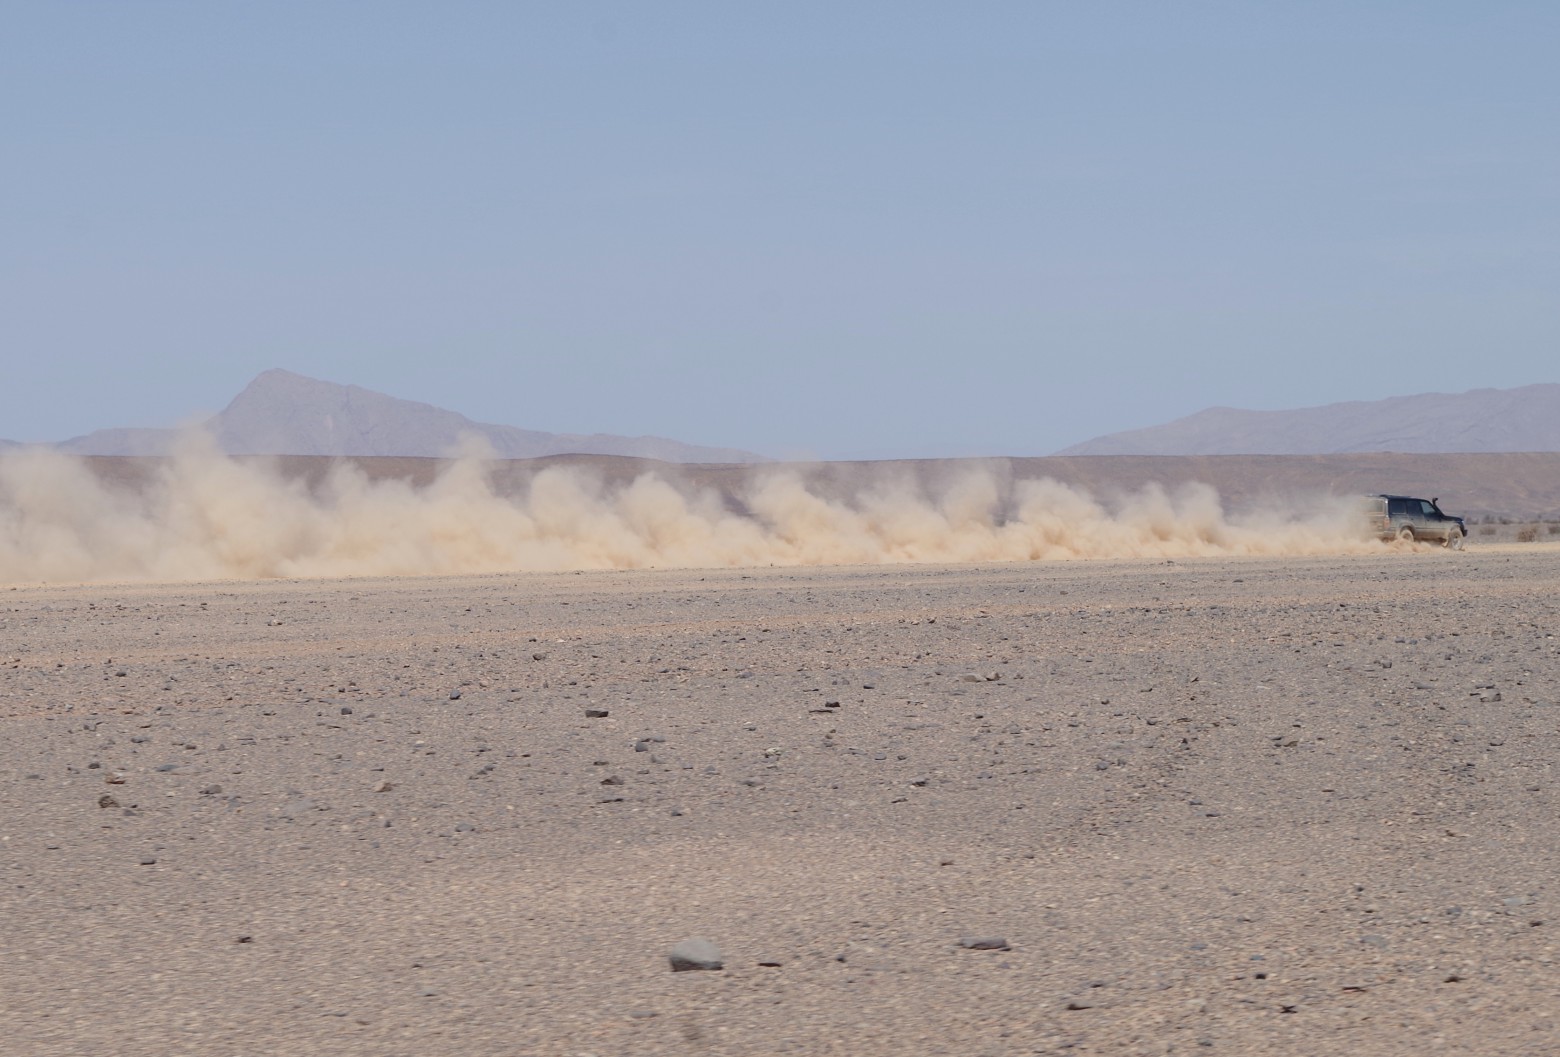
3, 545, 1559, 1056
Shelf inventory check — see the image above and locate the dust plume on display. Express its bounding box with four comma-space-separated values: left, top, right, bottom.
0, 436, 1389, 585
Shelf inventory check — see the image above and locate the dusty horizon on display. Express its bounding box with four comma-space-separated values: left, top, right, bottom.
0, 436, 1418, 586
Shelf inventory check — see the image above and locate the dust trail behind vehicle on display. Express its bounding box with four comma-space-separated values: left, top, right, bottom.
0, 435, 1389, 584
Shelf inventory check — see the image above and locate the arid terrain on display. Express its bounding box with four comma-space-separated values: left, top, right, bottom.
3, 544, 1559, 1055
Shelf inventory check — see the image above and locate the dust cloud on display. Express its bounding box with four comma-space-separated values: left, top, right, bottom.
0, 437, 1386, 585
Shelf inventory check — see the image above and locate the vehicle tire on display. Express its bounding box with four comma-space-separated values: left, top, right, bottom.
1445, 527, 1464, 550
1397, 526, 1415, 543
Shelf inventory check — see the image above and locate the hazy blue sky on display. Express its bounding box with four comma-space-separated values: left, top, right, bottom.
5, 2, 1557, 458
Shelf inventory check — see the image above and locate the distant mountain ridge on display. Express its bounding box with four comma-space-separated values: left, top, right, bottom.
33, 370, 766, 463
1058, 384, 1560, 456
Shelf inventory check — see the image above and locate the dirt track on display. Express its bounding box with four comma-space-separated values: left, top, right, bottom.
3, 546, 1559, 1055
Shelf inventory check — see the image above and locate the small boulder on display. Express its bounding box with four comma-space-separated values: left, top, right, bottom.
668, 938, 724, 972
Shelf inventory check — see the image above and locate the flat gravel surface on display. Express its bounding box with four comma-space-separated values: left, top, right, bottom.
2, 547, 1558, 1056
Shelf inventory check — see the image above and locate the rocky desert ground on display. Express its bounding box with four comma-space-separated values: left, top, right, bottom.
3, 544, 1559, 1056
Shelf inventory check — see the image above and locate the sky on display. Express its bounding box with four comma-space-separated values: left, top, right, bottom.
4, 2, 1558, 460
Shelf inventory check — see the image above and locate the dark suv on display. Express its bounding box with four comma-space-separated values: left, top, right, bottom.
1362, 494, 1467, 549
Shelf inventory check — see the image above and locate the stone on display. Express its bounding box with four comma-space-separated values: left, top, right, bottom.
585, 708, 610, 719
373, 780, 393, 793
958, 936, 1011, 951
669, 938, 724, 972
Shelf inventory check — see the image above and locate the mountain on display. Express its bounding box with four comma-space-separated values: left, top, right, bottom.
1057, 384, 1560, 456
51, 369, 766, 463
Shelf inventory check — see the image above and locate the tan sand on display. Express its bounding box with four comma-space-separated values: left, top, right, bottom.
2, 547, 1558, 1055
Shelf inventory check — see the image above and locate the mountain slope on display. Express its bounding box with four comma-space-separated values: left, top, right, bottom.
53, 370, 766, 463
1058, 384, 1560, 455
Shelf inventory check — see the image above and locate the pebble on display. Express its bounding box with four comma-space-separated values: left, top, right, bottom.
958, 936, 1011, 951
668, 938, 724, 972
585, 708, 610, 719
373, 780, 393, 793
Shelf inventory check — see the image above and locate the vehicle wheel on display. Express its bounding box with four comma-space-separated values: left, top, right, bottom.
1397, 526, 1415, 543
1445, 527, 1464, 550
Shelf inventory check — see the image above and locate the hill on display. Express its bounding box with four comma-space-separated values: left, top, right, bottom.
45, 369, 765, 463
1058, 384, 1560, 456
